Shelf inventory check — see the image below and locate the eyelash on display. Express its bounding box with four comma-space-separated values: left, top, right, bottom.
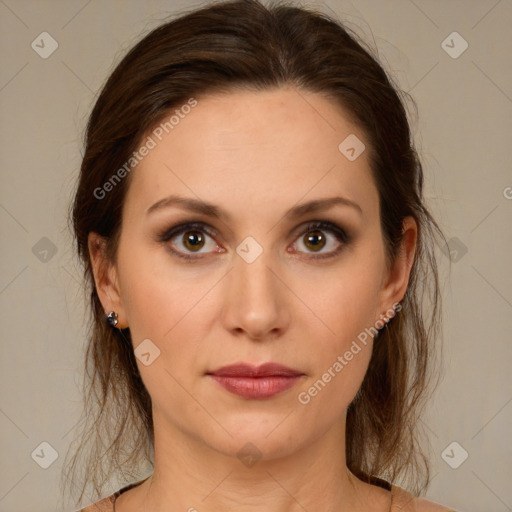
157, 220, 350, 262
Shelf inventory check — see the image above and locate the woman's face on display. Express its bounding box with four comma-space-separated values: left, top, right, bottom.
92, 86, 415, 462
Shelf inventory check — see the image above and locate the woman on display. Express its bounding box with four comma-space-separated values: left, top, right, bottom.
63, 0, 457, 510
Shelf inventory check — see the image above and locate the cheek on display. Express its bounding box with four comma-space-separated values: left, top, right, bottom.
301, 255, 384, 346
295, 274, 378, 416
116, 254, 207, 409
115, 242, 216, 377
116, 240, 194, 340
293, 248, 383, 407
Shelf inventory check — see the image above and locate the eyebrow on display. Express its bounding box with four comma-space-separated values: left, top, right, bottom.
146, 194, 363, 220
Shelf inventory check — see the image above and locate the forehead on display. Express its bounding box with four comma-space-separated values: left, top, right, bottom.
123, 87, 378, 223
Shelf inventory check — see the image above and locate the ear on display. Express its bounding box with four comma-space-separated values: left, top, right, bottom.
375, 216, 417, 322
88, 232, 128, 329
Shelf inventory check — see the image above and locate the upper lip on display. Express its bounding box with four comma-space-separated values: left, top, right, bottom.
207, 363, 303, 377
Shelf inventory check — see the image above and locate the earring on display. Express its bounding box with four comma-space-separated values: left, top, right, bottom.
106, 311, 119, 328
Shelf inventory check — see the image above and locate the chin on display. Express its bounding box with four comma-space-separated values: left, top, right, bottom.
195, 411, 317, 465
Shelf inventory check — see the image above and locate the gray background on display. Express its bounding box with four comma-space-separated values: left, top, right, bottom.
0, 0, 511, 511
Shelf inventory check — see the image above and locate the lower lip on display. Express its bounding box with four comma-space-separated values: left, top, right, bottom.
209, 375, 302, 399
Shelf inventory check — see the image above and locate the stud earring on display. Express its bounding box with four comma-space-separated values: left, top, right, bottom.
106, 311, 119, 328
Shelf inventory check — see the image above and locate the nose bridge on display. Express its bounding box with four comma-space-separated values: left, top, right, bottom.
236, 245, 276, 297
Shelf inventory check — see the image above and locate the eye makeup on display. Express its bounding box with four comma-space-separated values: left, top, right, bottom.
155, 218, 353, 263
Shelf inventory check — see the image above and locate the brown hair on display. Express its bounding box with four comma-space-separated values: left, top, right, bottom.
62, 0, 447, 505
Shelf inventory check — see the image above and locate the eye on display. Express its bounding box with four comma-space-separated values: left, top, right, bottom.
289, 221, 349, 260
158, 220, 350, 262
160, 222, 220, 261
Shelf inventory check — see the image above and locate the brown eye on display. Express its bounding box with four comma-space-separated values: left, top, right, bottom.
303, 230, 327, 252
160, 222, 219, 259
181, 230, 206, 252
159, 220, 349, 262
291, 220, 349, 259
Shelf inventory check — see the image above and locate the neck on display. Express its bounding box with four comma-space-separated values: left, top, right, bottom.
121, 407, 390, 512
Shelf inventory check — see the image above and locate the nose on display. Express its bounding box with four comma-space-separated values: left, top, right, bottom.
220, 248, 290, 341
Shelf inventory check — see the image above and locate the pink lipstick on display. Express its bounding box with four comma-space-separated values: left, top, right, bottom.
207, 363, 304, 399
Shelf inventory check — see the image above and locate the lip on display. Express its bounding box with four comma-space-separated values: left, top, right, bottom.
209, 363, 303, 378
207, 363, 304, 399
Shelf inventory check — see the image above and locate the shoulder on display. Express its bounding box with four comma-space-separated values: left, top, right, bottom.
76, 476, 149, 512
391, 485, 458, 511
77, 493, 116, 512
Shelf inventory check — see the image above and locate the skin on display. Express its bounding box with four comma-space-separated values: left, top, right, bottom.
89, 86, 417, 512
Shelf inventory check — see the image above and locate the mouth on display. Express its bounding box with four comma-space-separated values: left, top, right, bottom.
206, 363, 305, 399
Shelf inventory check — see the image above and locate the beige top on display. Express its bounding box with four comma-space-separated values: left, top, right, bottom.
78, 477, 458, 511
